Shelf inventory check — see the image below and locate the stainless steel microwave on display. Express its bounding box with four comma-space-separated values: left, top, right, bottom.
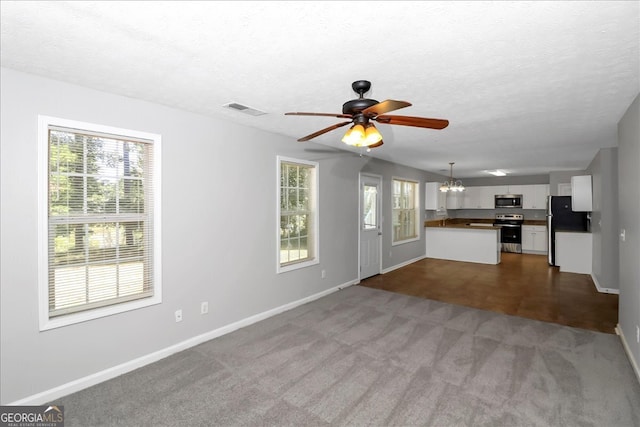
495, 194, 523, 208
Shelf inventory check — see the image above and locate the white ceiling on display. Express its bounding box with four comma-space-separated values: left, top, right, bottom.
1, 1, 638, 177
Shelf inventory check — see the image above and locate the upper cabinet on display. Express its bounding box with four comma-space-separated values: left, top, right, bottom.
504, 185, 523, 195
494, 185, 523, 195
428, 182, 551, 211
459, 184, 549, 210
446, 191, 464, 210
462, 186, 495, 209
425, 182, 465, 210
425, 182, 446, 211
492, 185, 508, 195
571, 175, 592, 211
461, 187, 479, 209
522, 184, 549, 209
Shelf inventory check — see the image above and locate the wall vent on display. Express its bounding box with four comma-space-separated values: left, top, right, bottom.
223, 102, 266, 116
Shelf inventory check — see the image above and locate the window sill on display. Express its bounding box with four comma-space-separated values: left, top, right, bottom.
40, 294, 161, 331
277, 258, 319, 274
392, 236, 420, 246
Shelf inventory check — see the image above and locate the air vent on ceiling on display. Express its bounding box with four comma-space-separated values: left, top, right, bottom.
222, 102, 266, 116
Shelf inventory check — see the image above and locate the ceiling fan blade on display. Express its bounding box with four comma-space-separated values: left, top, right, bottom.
362, 100, 411, 116
297, 121, 352, 142
374, 115, 449, 129
285, 112, 352, 119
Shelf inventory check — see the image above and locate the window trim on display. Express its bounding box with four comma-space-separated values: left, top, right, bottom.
276, 156, 319, 274
391, 177, 421, 246
38, 115, 162, 331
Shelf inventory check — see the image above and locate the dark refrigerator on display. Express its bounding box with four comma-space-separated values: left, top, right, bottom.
547, 195, 589, 266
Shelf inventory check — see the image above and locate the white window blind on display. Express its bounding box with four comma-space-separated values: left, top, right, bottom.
277, 157, 318, 273
39, 117, 161, 329
392, 178, 419, 244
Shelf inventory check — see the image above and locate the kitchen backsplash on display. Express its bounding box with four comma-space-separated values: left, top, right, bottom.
426, 208, 547, 220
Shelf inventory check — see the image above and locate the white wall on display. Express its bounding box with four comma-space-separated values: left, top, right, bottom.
460, 175, 549, 187
1, 68, 424, 403
361, 160, 440, 271
549, 170, 587, 196
617, 93, 640, 374
586, 147, 619, 292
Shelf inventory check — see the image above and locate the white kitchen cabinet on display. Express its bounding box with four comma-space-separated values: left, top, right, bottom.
522, 225, 548, 253
492, 185, 508, 196
522, 184, 549, 210
505, 185, 523, 195
426, 227, 501, 264
480, 186, 498, 208
556, 232, 592, 274
571, 175, 592, 211
521, 186, 535, 208
425, 182, 446, 211
462, 187, 479, 209
462, 186, 495, 209
446, 191, 464, 209
458, 184, 549, 210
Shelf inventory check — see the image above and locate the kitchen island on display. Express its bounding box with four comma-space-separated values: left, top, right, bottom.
425, 221, 501, 264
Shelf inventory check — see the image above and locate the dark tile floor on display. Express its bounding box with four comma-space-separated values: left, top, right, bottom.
360, 253, 619, 334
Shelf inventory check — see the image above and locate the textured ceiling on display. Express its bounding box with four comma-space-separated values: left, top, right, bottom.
1, 1, 638, 177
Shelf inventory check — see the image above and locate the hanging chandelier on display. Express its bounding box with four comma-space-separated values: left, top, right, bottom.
440, 162, 465, 192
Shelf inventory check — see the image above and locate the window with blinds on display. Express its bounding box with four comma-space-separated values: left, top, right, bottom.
392, 178, 420, 244
277, 156, 318, 273
39, 116, 161, 330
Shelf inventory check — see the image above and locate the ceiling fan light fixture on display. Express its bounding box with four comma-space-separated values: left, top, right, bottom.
342, 123, 378, 147
364, 124, 383, 145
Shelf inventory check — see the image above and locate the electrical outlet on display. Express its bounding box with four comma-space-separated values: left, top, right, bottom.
175, 309, 182, 322
201, 301, 209, 315
321, 269, 326, 279
636, 325, 639, 343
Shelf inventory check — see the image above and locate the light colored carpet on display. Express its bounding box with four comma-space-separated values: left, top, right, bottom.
56, 286, 640, 426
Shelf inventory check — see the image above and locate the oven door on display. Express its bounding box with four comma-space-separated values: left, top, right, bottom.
496, 224, 522, 253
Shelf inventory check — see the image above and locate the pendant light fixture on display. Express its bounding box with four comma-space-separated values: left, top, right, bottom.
440, 162, 465, 192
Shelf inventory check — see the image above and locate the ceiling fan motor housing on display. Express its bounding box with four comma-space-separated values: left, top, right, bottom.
343, 80, 378, 115
342, 98, 379, 115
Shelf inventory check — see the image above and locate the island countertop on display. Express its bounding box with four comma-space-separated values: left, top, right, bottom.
425, 218, 547, 229
425, 219, 500, 230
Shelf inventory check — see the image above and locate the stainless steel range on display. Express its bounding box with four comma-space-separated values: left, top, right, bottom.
494, 213, 524, 253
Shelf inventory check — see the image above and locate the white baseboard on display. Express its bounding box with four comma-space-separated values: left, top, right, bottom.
8, 279, 358, 406
381, 255, 426, 274
591, 273, 620, 294
616, 324, 640, 385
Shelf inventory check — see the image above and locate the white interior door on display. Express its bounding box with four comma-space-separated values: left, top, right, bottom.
360, 174, 382, 280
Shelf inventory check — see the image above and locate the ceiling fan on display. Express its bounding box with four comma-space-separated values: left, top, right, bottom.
285, 80, 449, 149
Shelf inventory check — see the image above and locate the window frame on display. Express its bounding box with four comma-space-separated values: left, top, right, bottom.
38, 115, 162, 331
276, 156, 319, 274
391, 177, 420, 246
